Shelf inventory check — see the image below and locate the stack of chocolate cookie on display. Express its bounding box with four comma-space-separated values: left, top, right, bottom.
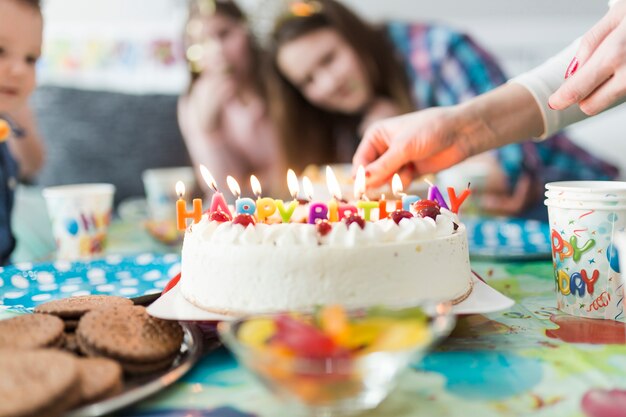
0, 295, 184, 417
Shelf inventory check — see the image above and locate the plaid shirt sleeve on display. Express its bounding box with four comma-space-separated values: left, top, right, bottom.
387, 23, 618, 198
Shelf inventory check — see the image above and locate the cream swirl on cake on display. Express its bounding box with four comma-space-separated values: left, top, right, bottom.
180, 209, 472, 315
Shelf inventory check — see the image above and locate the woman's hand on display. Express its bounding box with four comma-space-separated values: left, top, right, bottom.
353, 106, 489, 187
549, 0, 626, 115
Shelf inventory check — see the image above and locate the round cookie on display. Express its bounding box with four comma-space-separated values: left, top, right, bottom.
0, 349, 81, 417
76, 357, 123, 404
0, 314, 65, 349
76, 305, 184, 374
34, 295, 133, 319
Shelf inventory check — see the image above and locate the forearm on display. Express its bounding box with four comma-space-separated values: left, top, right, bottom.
6, 105, 44, 179
456, 83, 544, 156
511, 38, 591, 137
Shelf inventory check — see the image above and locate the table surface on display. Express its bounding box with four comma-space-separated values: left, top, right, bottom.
3, 192, 625, 417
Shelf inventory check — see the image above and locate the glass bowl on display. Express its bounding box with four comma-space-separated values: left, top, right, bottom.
218, 302, 455, 416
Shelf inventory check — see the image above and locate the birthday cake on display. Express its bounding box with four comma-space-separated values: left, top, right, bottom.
179, 201, 472, 314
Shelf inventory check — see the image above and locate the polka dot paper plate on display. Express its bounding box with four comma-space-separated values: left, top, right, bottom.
0, 253, 180, 313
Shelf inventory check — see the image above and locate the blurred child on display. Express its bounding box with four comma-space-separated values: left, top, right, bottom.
268, 0, 617, 218
178, 0, 285, 197
0, 0, 45, 264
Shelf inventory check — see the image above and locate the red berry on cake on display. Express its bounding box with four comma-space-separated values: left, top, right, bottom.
316, 220, 332, 236
391, 210, 413, 225
344, 214, 365, 229
209, 210, 231, 223
232, 214, 256, 227
413, 200, 441, 220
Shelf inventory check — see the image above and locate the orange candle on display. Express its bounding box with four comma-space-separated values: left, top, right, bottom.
175, 181, 203, 231
448, 185, 472, 214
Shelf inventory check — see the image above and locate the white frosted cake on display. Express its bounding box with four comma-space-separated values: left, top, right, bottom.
180, 207, 472, 314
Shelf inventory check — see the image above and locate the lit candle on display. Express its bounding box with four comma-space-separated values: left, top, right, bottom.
326, 166, 340, 222
200, 165, 232, 218
378, 193, 391, 220
227, 176, 256, 215
448, 183, 472, 214
425, 178, 449, 210
175, 180, 203, 231
251, 175, 276, 222
306, 178, 328, 224
275, 169, 299, 223
326, 166, 357, 221
392, 174, 420, 212
354, 165, 377, 221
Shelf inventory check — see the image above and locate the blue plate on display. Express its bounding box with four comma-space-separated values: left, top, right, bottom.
464, 217, 552, 260
0, 253, 180, 313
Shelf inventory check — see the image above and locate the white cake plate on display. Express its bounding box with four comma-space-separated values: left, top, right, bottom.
147, 272, 514, 321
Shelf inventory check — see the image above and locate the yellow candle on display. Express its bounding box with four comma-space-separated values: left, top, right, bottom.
256, 197, 277, 222
328, 198, 339, 222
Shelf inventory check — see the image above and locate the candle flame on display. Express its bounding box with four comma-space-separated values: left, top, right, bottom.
226, 175, 241, 198
326, 165, 342, 200
354, 165, 366, 200
199, 164, 218, 192
302, 176, 314, 201
392, 174, 404, 198
250, 175, 262, 198
287, 169, 299, 200
175, 180, 185, 198
424, 178, 434, 187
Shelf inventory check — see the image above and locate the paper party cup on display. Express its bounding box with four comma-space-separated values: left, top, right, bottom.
43, 183, 115, 261
545, 181, 626, 321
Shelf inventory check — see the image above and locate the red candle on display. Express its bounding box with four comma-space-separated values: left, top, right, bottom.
447, 185, 472, 214
175, 181, 203, 231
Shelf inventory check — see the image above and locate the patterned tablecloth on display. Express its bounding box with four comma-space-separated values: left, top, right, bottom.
2, 221, 625, 417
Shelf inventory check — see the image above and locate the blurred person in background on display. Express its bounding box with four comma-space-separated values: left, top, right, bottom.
0, 0, 45, 264
178, 0, 285, 197
268, 0, 618, 219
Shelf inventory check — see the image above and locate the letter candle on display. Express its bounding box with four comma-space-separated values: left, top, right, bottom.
392, 173, 420, 211
199, 165, 231, 218
378, 193, 391, 219
354, 165, 378, 221
251, 175, 276, 222
448, 183, 472, 214
425, 178, 449, 209
227, 176, 256, 215
175, 180, 203, 231
326, 166, 357, 220
276, 169, 299, 223
306, 177, 328, 224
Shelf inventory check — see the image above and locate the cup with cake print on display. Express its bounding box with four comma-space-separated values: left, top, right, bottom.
43, 183, 115, 261
545, 181, 626, 322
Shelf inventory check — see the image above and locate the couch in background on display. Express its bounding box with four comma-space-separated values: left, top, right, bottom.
31, 86, 191, 206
